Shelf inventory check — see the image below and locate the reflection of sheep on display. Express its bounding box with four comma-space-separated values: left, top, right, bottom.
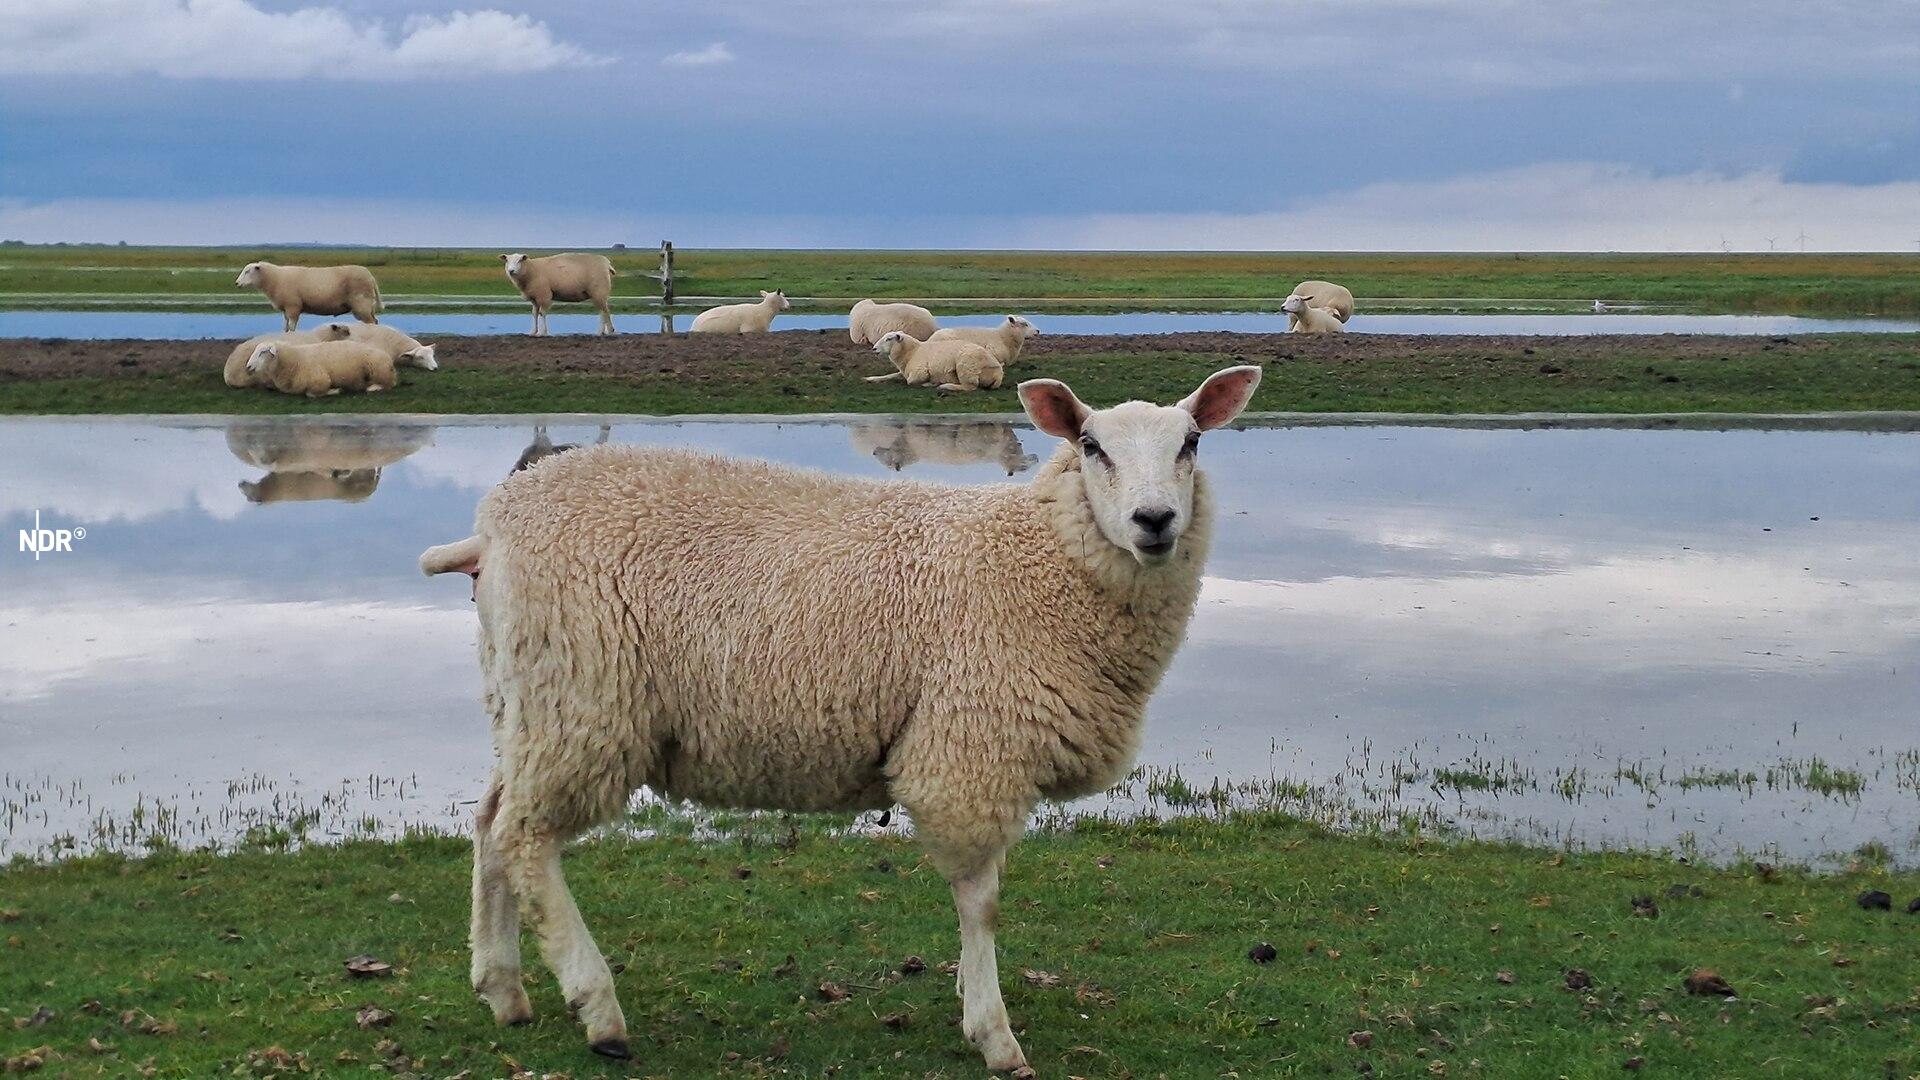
225, 419, 433, 472
512, 423, 612, 474
690, 290, 789, 334
848, 421, 1038, 476
419, 365, 1264, 1071
1282, 294, 1344, 334
247, 340, 398, 397
502, 253, 617, 337
865, 331, 1003, 392
238, 468, 380, 504
930, 315, 1039, 365
224, 329, 327, 388
848, 299, 938, 345
320, 322, 439, 370
1286, 279, 1354, 329
235, 261, 382, 332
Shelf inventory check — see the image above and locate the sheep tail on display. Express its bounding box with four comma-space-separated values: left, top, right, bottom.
421, 535, 485, 578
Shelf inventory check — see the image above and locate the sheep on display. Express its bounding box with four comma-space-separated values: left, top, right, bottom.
1286, 279, 1354, 330
501, 253, 617, 337
238, 468, 380, 504
689, 290, 789, 334
319, 322, 439, 370
1282, 293, 1345, 334
865, 330, 1003, 392
224, 329, 328, 388
849, 419, 1039, 476
235, 261, 383, 332
847, 298, 938, 344
226, 419, 433, 472
419, 364, 1264, 1071
512, 423, 612, 475
929, 315, 1040, 365
245, 339, 398, 397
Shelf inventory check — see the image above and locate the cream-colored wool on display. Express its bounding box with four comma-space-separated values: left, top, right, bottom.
1287, 279, 1354, 329
320, 322, 439, 370
1282, 294, 1345, 334
689, 290, 789, 334
849, 420, 1038, 475
239, 468, 380, 504
247, 340, 398, 397
865, 330, 1003, 392
929, 315, 1039, 364
422, 366, 1263, 1071
847, 298, 938, 344
224, 330, 327, 388
501, 253, 617, 337
235, 261, 382, 332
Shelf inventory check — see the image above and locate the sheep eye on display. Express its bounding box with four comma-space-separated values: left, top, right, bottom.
1179, 433, 1200, 458
1079, 436, 1104, 459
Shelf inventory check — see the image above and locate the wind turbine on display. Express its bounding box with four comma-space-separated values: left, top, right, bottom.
1797, 228, 1809, 252
1764, 236, 1777, 252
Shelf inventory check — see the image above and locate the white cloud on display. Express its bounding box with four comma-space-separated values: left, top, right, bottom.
662, 41, 735, 67
0, 0, 606, 80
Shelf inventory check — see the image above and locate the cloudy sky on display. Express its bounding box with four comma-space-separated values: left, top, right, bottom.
2, 0, 1918, 249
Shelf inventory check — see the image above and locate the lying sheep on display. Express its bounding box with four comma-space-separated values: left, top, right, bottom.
929, 315, 1040, 365
689, 290, 789, 334
238, 468, 380, 504
421, 364, 1263, 1071
865, 330, 1003, 392
847, 299, 938, 344
1282, 293, 1345, 334
1287, 279, 1354, 330
226, 419, 433, 472
236, 261, 383, 332
245, 339, 398, 397
320, 322, 439, 370
224, 329, 328, 388
501, 253, 617, 337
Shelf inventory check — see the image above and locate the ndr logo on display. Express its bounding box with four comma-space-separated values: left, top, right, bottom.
17, 510, 86, 561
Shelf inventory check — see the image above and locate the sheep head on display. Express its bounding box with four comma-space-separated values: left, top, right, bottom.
245, 342, 280, 373
761, 290, 791, 310
501, 253, 527, 278
1005, 315, 1038, 340
873, 330, 911, 358
1020, 365, 1261, 566
235, 263, 264, 287
1280, 294, 1307, 314
320, 323, 353, 340
403, 344, 439, 370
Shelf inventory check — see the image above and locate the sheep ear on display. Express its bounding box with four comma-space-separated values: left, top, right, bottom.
1179, 365, 1262, 431
499, 254, 508, 261
1019, 379, 1091, 439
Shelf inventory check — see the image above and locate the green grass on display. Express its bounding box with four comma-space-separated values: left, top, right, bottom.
6, 245, 1920, 313
9, 338, 1920, 416
2, 814, 1915, 1078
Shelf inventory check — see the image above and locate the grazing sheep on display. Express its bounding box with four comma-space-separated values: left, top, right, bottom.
1282, 293, 1345, 334
320, 322, 439, 370
420, 364, 1263, 1071
224, 329, 328, 388
239, 468, 380, 504
689, 290, 789, 334
847, 299, 938, 344
1286, 279, 1354, 330
501, 253, 617, 337
245, 340, 398, 397
865, 330, 1003, 392
235, 261, 383, 332
849, 419, 1039, 476
930, 315, 1040, 365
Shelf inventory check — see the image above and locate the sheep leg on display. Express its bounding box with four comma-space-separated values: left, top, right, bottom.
282, 309, 299, 333
949, 857, 1030, 1074
470, 776, 532, 1025
505, 829, 628, 1058
864, 372, 906, 383
597, 301, 614, 336
529, 304, 542, 337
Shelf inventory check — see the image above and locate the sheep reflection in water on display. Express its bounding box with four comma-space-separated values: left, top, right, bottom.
226, 419, 434, 505
513, 423, 612, 474
848, 420, 1038, 476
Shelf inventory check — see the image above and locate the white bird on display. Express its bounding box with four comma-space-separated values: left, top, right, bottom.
1592, 300, 1607, 313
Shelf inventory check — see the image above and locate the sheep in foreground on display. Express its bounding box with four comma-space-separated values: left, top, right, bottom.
320, 322, 439, 370
847, 298, 938, 344
1282, 293, 1345, 334
235, 261, 382, 332
865, 330, 1003, 392
224, 330, 328, 388
420, 364, 1263, 1071
689, 290, 789, 334
245, 340, 398, 397
501, 253, 617, 337
1286, 279, 1354, 330
929, 315, 1040, 365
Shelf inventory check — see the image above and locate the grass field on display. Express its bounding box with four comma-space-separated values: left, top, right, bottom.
2, 814, 1915, 1078
5, 245, 1920, 313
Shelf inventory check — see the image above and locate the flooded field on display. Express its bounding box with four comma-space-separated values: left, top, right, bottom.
3, 415, 1917, 865
5, 309, 1919, 340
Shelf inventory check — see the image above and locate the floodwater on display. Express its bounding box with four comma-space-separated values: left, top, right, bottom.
5, 310, 1920, 340
3, 416, 1918, 865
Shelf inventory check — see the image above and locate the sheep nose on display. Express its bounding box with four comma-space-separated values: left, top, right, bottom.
1131, 507, 1176, 535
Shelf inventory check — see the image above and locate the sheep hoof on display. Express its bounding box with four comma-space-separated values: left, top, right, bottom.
588, 1037, 631, 1060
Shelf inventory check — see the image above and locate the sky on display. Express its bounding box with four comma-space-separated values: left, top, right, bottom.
1, 0, 1918, 250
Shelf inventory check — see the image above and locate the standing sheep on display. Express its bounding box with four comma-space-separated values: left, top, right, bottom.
930, 315, 1040, 365
1286, 279, 1354, 330
420, 364, 1263, 1072
236, 261, 383, 332
501, 253, 617, 337
224, 329, 327, 388
689, 290, 789, 334
847, 298, 939, 344
865, 330, 1003, 392
245, 339, 398, 397
1282, 293, 1345, 334
320, 322, 439, 370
